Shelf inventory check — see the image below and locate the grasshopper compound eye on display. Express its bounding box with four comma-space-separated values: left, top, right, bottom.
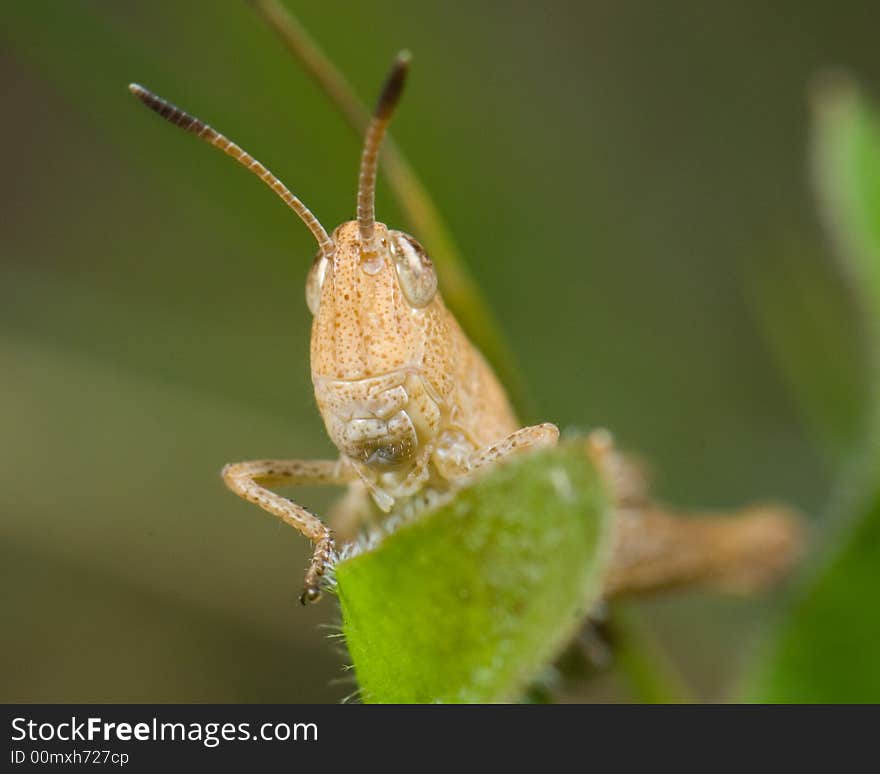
389, 231, 437, 308
305, 252, 329, 315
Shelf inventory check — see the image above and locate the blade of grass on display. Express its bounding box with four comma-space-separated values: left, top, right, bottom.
607, 605, 693, 703
741, 74, 880, 702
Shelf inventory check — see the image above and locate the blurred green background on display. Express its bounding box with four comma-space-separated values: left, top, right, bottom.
2, 0, 877, 702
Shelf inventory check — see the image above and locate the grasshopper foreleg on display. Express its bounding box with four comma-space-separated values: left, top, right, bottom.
221, 459, 355, 603
466, 423, 560, 473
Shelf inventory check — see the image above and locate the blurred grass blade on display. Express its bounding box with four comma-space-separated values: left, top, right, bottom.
607, 605, 693, 703
813, 76, 880, 333
743, 76, 880, 702
334, 440, 613, 703
810, 74, 880, 504
742, 239, 866, 467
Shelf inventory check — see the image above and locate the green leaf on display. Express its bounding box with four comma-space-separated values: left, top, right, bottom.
334, 440, 613, 703
746, 492, 880, 702
743, 77, 880, 702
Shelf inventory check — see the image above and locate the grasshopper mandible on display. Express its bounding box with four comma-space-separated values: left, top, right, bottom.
129, 54, 560, 603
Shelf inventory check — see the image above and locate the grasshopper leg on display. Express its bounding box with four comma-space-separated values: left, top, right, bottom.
467, 423, 560, 472
221, 459, 355, 604
584, 430, 804, 596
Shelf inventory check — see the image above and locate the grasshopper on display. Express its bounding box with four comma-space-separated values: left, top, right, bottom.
130, 48, 802, 609
129, 55, 560, 603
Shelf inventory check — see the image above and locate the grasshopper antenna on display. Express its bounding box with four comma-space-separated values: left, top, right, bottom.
128, 83, 335, 258
356, 51, 411, 252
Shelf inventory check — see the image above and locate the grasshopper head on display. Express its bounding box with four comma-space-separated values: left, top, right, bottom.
306, 220, 439, 379
306, 219, 444, 494
305, 50, 437, 384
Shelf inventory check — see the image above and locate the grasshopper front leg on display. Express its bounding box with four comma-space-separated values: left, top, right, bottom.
467, 423, 560, 473
221, 459, 355, 603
